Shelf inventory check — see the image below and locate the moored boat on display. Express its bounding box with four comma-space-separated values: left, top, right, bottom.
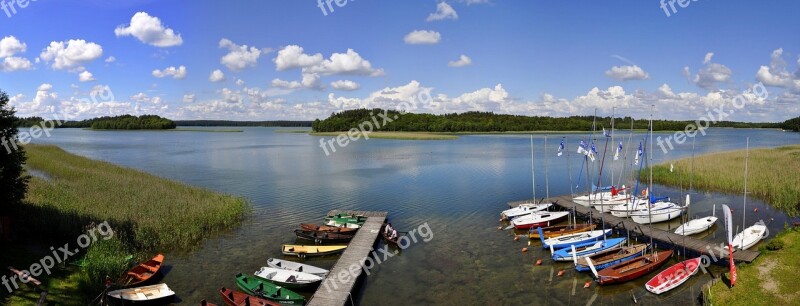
645, 257, 702, 294
674, 216, 717, 236
324, 214, 367, 228
235, 273, 305, 305
528, 223, 596, 239
539, 228, 611, 250
630, 200, 683, 224
511, 211, 570, 230
725, 223, 768, 250
267, 258, 329, 277
586, 249, 674, 285
299, 223, 357, 234
575, 243, 647, 272
219, 287, 281, 306
253, 267, 323, 289
500, 202, 553, 221
107, 283, 175, 304
294, 229, 354, 244
118, 253, 164, 287
281, 244, 347, 257
551, 238, 626, 261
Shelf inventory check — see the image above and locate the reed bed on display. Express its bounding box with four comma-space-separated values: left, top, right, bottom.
651, 145, 800, 214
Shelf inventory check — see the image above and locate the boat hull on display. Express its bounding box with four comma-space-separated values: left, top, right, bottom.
595, 250, 674, 285
512, 211, 569, 230
541, 229, 612, 250
552, 238, 626, 261
674, 217, 717, 236
645, 257, 702, 294
529, 224, 596, 239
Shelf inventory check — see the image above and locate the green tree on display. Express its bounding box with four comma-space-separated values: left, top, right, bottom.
0, 90, 30, 206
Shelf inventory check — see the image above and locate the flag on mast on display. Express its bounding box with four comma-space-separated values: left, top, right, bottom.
614, 141, 622, 161
635, 142, 643, 165
588, 141, 597, 162
577, 140, 587, 155
557, 139, 565, 156
722, 204, 737, 287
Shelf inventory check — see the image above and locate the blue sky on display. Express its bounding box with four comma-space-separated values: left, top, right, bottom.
1, 0, 798, 121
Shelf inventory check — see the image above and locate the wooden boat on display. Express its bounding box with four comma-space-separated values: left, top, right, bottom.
645, 257, 702, 294
500, 202, 553, 221
511, 211, 570, 230
587, 249, 674, 285
528, 224, 595, 239
380, 224, 400, 247
219, 286, 281, 306
299, 223, 357, 234
267, 258, 329, 277
551, 238, 626, 262
575, 244, 647, 272
282, 244, 347, 257
324, 214, 367, 228
118, 253, 164, 287
107, 283, 175, 303
539, 228, 611, 250
235, 273, 305, 305
294, 229, 354, 244
726, 223, 768, 250
254, 267, 323, 289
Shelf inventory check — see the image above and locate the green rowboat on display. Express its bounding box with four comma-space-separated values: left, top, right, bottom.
235, 273, 305, 305
323, 214, 367, 228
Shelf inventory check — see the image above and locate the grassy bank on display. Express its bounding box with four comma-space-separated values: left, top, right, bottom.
651, 145, 800, 214
707, 227, 800, 305
2, 144, 249, 304
310, 131, 458, 140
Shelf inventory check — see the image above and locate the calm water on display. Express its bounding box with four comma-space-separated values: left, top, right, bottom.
31, 127, 799, 305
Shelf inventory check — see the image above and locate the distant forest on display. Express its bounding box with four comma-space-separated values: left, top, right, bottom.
17, 115, 176, 130
174, 120, 312, 127
312, 109, 785, 132
783, 116, 800, 132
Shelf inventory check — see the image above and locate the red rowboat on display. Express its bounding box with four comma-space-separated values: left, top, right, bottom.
645, 257, 702, 294
588, 250, 673, 285
219, 287, 281, 306
119, 253, 164, 287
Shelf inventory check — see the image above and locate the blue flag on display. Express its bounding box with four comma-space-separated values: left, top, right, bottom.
557, 139, 565, 156
635, 142, 643, 165
614, 141, 623, 161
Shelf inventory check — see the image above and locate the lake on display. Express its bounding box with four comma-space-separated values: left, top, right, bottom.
30, 127, 799, 305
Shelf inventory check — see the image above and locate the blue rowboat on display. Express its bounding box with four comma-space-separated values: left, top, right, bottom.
552, 238, 626, 261
539, 227, 612, 250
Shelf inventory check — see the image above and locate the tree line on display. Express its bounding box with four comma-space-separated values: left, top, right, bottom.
312, 109, 783, 132
174, 120, 312, 127
782, 116, 800, 132
62, 115, 177, 130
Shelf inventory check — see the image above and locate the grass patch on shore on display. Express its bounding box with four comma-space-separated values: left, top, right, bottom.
310, 131, 458, 140
707, 227, 800, 305
651, 145, 800, 214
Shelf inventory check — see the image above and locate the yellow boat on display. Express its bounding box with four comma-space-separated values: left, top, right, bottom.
528, 224, 596, 239
282, 244, 347, 257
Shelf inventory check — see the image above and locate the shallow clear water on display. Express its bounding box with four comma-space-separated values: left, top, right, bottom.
30, 127, 799, 305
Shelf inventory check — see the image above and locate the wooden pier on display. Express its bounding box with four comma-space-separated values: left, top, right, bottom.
307, 210, 388, 306
509, 195, 761, 263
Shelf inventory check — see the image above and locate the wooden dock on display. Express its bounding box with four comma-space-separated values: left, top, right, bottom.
509, 195, 761, 263
307, 210, 388, 306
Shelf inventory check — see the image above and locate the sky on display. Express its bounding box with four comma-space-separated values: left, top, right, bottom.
1, 0, 799, 122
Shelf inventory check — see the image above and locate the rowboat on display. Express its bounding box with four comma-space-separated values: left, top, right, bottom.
235, 273, 305, 305
511, 211, 570, 230
254, 267, 323, 289
500, 202, 553, 221
294, 229, 354, 244
551, 238, 626, 261
575, 244, 648, 272
645, 257, 702, 294
267, 258, 329, 277
586, 250, 674, 285
107, 283, 175, 303
219, 287, 280, 306
630, 201, 683, 224
299, 223, 357, 234
324, 214, 367, 228
118, 253, 164, 287
539, 228, 612, 250
725, 223, 768, 250
380, 224, 401, 247
674, 216, 717, 236
253, 267, 322, 289
282, 244, 347, 257
528, 224, 596, 239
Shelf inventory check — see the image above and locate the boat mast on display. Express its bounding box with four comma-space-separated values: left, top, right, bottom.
545, 135, 550, 200
611, 106, 615, 189
690, 136, 696, 194
531, 135, 536, 201
743, 137, 749, 238
566, 137, 574, 197
648, 105, 654, 226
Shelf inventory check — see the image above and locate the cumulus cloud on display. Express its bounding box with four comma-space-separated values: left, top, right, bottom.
0, 36, 26, 57
152, 65, 187, 79
755, 48, 800, 92
39, 39, 103, 71
427, 2, 458, 21
219, 38, 268, 71
105, 56, 116, 63
1, 57, 32, 72
274, 45, 323, 71
273, 45, 384, 83
208, 69, 225, 82
605, 65, 649, 81
183, 93, 195, 103
78, 71, 95, 82
330, 80, 360, 91
448, 54, 472, 67
404, 30, 441, 44
685, 52, 732, 89
271, 73, 322, 90
114, 12, 183, 47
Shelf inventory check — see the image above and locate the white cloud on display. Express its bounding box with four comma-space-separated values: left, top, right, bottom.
458, 0, 490, 4
755, 48, 800, 92
208, 69, 225, 82
703, 52, 714, 64
448, 54, 472, 67
152, 65, 187, 79
1, 57, 32, 72
605, 65, 649, 81
0, 36, 26, 57
236, 79, 245, 86
331, 80, 360, 91
114, 12, 183, 47
183, 93, 195, 103
271, 73, 321, 90
105, 56, 116, 63
39, 39, 103, 71
404, 30, 441, 44
273, 45, 384, 78
427, 2, 458, 21
219, 38, 267, 71
274, 45, 323, 71
685, 52, 732, 89
78, 70, 95, 82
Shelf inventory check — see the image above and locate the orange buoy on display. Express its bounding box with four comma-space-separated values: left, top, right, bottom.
522, 247, 528, 253
536, 259, 542, 265
557, 270, 565, 277
584, 281, 592, 288
514, 236, 520, 242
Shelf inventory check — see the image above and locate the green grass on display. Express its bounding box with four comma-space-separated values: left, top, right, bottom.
707, 227, 800, 305
310, 131, 458, 140
651, 145, 800, 214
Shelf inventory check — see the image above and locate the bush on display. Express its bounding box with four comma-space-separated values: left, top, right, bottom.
766, 239, 784, 251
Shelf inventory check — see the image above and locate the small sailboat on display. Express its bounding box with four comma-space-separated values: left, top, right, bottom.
551, 238, 626, 261
575, 244, 648, 272
511, 211, 570, 230
501, 202, 553, 221
725, 138, 768, 251
609, 196, 650, 218
645, 257, 702, 294
629, 197, 683, 224
675, 201, 717, 236
539, 228, 611, 250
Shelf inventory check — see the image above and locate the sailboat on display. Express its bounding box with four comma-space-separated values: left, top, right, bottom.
726, 138, 768, 251
504, 135, 561, 227
675, 201, 717, 236
500, 202, 553, 221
